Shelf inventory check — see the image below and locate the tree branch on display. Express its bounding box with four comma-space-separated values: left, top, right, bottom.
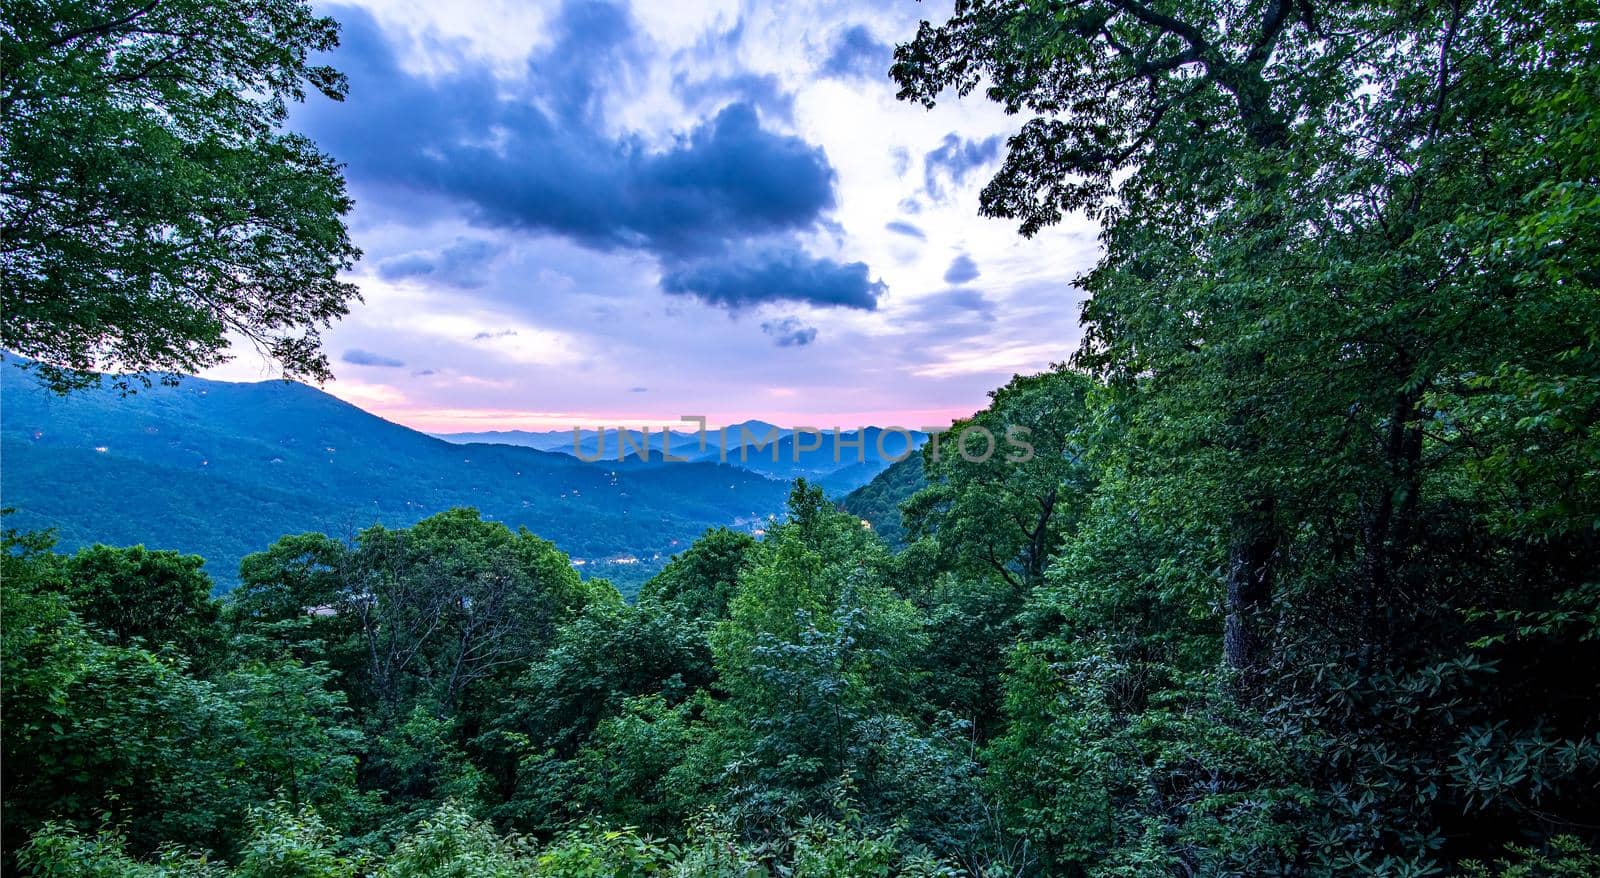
44, 0, 163, 50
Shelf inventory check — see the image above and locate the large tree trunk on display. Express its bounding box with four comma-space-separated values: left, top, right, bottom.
1224, 500, 1276, 685
1357, 384, 1427, 665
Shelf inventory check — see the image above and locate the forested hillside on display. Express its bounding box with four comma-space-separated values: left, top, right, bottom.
842, 452, 927, 548
4, 0, 1598, 875
0, 366, 789, 592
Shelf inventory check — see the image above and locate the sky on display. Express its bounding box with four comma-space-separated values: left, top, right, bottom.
204, 0, 1102, 432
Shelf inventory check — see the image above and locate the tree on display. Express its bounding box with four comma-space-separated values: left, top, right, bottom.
904, 366, 1095, 590
560, 695, 707, 836
895, 0, 1306, 681
2, 571, 360, 862
500, 601, 713, 761
362, 705, 488, 831
232, 533, 349, 626
489, 600, 715, 831
18, 803, 360, 878
2, 0, 360, 392
638, 526, 756, 621
341, 509, 594, 718
227, 532, 355, 668
61, 544, 221, 660
896, 0, 1600, 870
218, 660, 364, 819
702, 484, 985, 853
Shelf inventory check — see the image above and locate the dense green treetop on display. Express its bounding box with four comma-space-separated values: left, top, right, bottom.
637, 526, 757, 620
905, 366, 1095, 590
2, 0, 360, 391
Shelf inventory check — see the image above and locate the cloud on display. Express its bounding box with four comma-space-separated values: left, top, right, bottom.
885, 220, 925, 240
661, 243, 886, 310
631, 103, 836, 256
923, 288, 996, 320
472, 329, 518, 341
342, 349, 406, 367
890, 146, 911, 177
761, 317, 819, 347
303, 4, 846, 271
896, 288, 998, 344
819, 24, 891, 79
675, 71, 795, 124
223, 1, 1094, 431
943, 253, 980, 284
378, 238, 505, 288
525, 0, 641, 124
924, 133, 1003, 199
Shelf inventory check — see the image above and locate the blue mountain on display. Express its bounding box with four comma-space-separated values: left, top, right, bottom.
437, 421, 924, 492
0, 364, 790, 593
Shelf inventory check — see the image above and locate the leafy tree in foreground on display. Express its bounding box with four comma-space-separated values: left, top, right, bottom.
638, 526, 757, 620
339, 509, 596, 719
226, 532, 355, 669
489, 599, 714, 832
896, 0, 1600, 871
1, 0, 360, 392
1, 540, 362, 862
904, 366, 1095, 590
704, 484, 989, 861
888, 367, 1097, 739
19, 799, 970, 877
61, 544, 222, 662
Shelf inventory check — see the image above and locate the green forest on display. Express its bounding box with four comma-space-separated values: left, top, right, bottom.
3, 0, 1598, 875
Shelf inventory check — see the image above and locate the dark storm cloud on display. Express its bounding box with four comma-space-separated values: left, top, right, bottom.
302, 3, 868, 310
761, 317, 819, 347
524, 0, 640, 124
924, 133, 1003, 199
885, 220, 926, 240
377, 238, 505, 288
943, 253, 980, 284
661, 244, 886, 311
342, 349, 406, 368
820, 24, 891, 79
627, 103, 835, 256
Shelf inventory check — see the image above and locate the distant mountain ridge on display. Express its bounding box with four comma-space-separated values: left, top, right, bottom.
437, 423, 927, 493
0, 365, 792, 595
434, 420, 786, 455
